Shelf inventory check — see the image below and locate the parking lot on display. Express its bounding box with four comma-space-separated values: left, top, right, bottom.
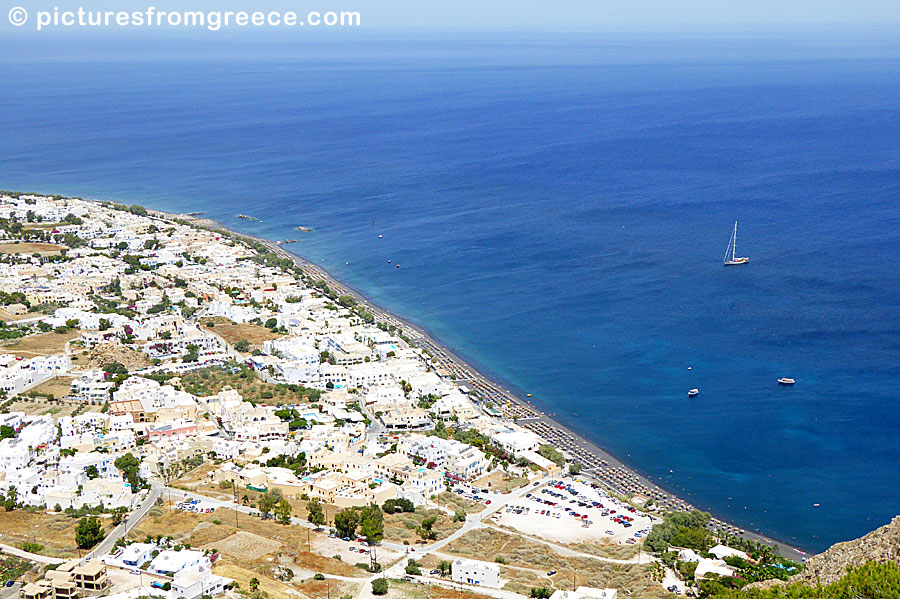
491, 477, 655, 544
174, 498, 218, 513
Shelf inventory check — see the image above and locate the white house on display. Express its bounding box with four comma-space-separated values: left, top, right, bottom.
118, 543, 156, 568
149, 550, 210, 576
451, 559, 500, 588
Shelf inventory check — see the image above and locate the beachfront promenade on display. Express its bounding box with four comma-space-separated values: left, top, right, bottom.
177, 213, 802, 561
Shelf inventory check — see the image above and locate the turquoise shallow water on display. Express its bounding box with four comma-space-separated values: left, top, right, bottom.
2, 33, 900, 552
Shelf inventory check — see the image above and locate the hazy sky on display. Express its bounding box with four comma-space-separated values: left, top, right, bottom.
4, 0, 900, 31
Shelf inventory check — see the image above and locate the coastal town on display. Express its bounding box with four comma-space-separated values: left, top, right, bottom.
0, 192, 820, 599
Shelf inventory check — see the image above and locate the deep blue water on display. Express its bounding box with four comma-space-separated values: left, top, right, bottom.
2, 33, 900, 553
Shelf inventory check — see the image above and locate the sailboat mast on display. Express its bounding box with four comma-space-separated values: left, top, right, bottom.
732, 222, 738, 261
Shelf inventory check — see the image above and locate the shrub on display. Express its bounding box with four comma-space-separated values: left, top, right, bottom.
405, 560, 422, 575
21, 542, 44, 554
371, 578, 388, 595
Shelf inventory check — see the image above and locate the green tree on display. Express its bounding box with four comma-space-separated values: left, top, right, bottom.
2, 486, 17, 511
438, 560, 451, 577
183, 343, 199, 363
643, 509, 713, 553
417, 515, 438, 540
234, 339, 250, 352
307, 498, 326, 527
75, 516, 105, 549
382, 498, 414, 514
276, 498, 292, 525
249, 577, 260, 592
333, 508, 360, 539
537, 444, 565, 467
114, 453, 145, 492
257, 488, 282, 520
359, 508, 384, 544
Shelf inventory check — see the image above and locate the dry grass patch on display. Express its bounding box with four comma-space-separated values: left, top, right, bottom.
296, 577, 358, 599
0, 307, 44, 322
444, 528, 666, 599
472, 470, 529, 492
389, 579, 495, 599
0, 511, 86, 558
84, 342, 152, 371
384, 508, 463, 544
570, 541, 641, 560
206, 531, 282, 560
179, 366, 317, 406
199, 317, 282, 347
6, 398, 96, 417
127, 503, 225, 543
212, 560, 299, 598
27, 376, 76, 400
1, 330, 79, 358
500, 566, 551, 594
170, 463, 220, 489
0, 242, 65, 255
435, 492, 486, 514
290, 550, 369, 578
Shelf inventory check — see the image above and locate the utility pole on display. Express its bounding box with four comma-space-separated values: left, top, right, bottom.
233, 482, 239, 529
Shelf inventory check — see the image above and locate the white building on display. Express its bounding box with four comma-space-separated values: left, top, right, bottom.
149, 550, 210, 576
451, 559, 500, 588
118, 543, 157, 568
550, 588, 618, 599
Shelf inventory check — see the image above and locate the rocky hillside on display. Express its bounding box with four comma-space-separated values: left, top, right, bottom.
791, 515, 900, 586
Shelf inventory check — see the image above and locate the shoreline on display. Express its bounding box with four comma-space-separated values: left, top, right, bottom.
152, 207, 808, 560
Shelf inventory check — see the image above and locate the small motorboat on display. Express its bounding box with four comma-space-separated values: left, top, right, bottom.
778, 378, 795, 385
688, 388, 700, 397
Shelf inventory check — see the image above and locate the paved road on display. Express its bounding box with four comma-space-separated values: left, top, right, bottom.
0, 543, 64, 565
85, 485, 162, 562
0, 581, 21, 599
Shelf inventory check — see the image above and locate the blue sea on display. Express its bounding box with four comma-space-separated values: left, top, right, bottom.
2, 30, 900, 553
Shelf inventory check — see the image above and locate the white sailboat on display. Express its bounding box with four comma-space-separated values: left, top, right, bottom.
723, 221, 749, 265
